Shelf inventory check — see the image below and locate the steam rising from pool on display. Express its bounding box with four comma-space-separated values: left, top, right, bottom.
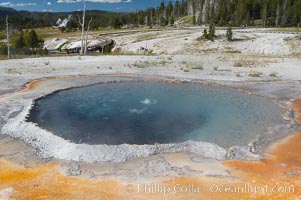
27, 82, 284, 148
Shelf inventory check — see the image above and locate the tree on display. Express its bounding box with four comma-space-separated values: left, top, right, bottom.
262, 1, 267, 27
66, 20, 77, 32
112, 18, 122, 29
103, 44, 111, 54
209, 2, 215, 24
178, 0, 185, 17
166, 0, 173, 18
205, 0, 210, 24
226, 25, 233, 41
208, 23, 215, 41
149, 9, 154, 28
193, 11, 196, 25
174, 0, 180, 18
160, 16, 167, 26
59, 26, 66, 33
0, 44, 8, 56
15, 31, 25, 49
197, 8, 202, 25
28, 30, 39, 48
275, 0, 280, 27
158, 1, 166, 26
170, 15, 175, 26
281, 0, 289, 27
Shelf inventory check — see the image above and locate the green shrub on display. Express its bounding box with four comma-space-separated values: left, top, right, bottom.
0, 45, 7, 55
208, 23, 216, 41
249, 70, 262, 77
269, 72, 278, 77
192, 64, 203, 70
103, 44, 111, 54
226, 26, 233, 41
233, 62, 243, 67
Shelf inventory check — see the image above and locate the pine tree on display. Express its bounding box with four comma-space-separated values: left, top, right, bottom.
15, 31, 25, 49
275, 0, 280, 27
281, 0, 289, 27
180, 0, 187, 16
27, 30, 39, 48
170, 15, 175, 25
262, 1, 268, 27
174, 0, 180, 18
226, 25, 233, 41
210, 2, 215, 24
208, 23, 215, 41
197, 7, 202, 25
217, 0, 227, 26
159, 1, 166, 26
112, 18, 122, 29
103, 44, 111, 54
205, 0, 210, 24
193, 13, 196, 25
167, 0, 173, 18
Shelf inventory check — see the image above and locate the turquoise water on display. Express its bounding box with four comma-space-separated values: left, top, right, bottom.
28, 82, 284, 147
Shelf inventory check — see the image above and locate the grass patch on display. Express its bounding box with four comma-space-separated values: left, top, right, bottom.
131, 58, 171, 68
133, 33, 156, 43
269, 72, 278, 77
224, 46, 241, 54
225, 50, 241, 53
176, 16, 193, 24
236, 72, 242, 77
181, 61, 188, 65
270, 28, 301, 33
249, 70, 263, 77
0, 32, 6, 40
179, 61, 204, 71
233, 59, 257, 68
233, 62, 243, 67
191, 64, 203, 70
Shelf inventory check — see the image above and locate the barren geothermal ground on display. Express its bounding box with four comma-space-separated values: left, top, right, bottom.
0, 27, 301, 199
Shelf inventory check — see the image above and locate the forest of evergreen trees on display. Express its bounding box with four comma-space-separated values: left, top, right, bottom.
133, 0, 301, 27
187, 0, 301, 27
1, 0, 301, 30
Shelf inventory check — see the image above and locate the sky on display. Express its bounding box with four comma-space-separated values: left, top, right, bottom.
0, 0, 174, 13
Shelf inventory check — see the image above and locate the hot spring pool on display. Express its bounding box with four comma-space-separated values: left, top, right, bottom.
27, 82, 285, 148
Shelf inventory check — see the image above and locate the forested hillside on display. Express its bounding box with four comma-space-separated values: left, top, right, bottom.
1, 0, 301, 30
135, 0, 301, 27
136, 0, 301, 27
187, 0, 301, 27
0, 7, 123, 30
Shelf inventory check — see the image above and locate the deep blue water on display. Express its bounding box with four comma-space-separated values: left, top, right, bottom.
27, 82, 284, 147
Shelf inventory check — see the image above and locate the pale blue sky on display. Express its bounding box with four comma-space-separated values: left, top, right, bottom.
0, 0, 176, 12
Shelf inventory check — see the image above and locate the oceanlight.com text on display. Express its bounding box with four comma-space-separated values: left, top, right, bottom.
128, 183, 295, 196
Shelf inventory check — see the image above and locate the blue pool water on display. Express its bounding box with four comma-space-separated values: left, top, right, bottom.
27, 82, 284, 147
